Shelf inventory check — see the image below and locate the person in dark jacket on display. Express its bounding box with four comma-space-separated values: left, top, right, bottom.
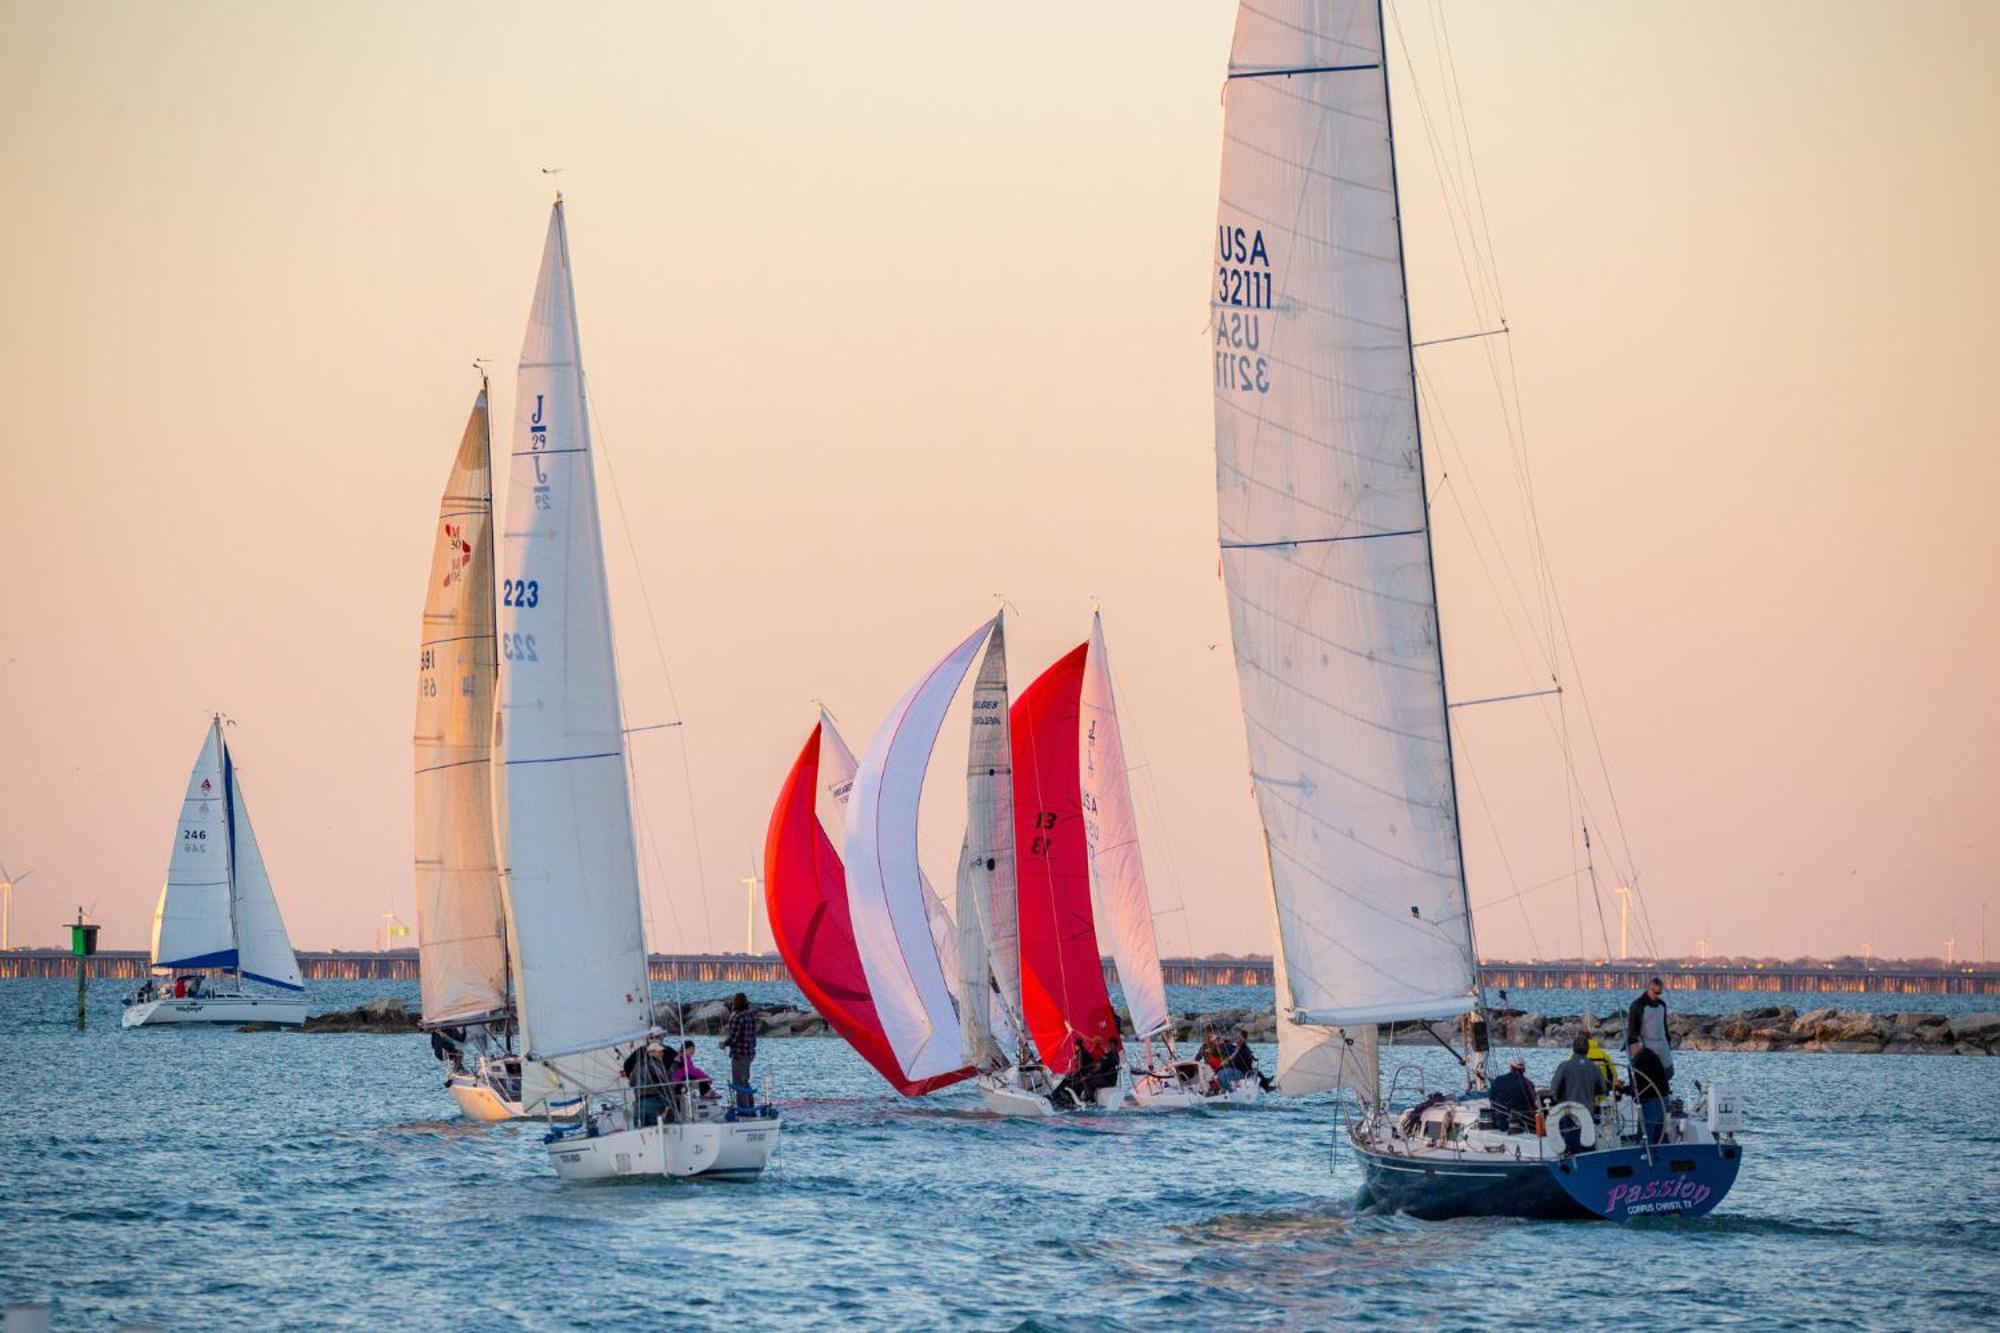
1225, 1028, 1273, 1093
1488, 1055, 1536, 1133
1626, 977, 1674, 1078
720, 993, 758, 1110
1630, 1043, 1672, 1145
622, 1038, 672, 1126
1547, 1035, 1610, 1153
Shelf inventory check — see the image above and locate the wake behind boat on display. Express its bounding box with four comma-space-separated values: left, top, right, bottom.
123, 716, 307, 1029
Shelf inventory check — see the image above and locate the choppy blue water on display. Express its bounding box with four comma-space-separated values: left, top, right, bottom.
4, 978, 1996, 1329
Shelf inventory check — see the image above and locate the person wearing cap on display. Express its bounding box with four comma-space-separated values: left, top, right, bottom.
1547, 1035, 1610, 1153
1488, 1054, 1536, 1134
622, 1037, 673, 1127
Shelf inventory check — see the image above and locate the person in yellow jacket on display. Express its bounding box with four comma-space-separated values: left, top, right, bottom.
1584, 1034, 1618, 1105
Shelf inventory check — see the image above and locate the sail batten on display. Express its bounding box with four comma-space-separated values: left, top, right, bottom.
1214, 0, 1478, 1032
497, 201, 653, 1106
413, 386, 510, 1029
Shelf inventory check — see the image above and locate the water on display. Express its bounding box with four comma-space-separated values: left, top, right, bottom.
4, 979, 1996, 1329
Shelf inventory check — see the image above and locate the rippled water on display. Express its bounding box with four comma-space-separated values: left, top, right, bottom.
4, 978, 1996, 1329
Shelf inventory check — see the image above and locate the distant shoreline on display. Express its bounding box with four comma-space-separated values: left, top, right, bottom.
8, 947, 1994, 996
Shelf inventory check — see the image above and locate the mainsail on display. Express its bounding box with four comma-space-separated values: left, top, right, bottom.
149, 717, 302, 990
764, 717, 971, 1096
1012, 645, 1119, 1075
843, 620, 992, 1083
1076, 614, 1170, 1043
496, 200, 653, 1106
1213, 0, 1480, 1031
413, 384, 509, 1029
955, 615, 1022, 1068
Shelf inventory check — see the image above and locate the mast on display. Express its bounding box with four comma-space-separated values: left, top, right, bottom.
1372, 0, 1483, 1028
217, 715, 242, 990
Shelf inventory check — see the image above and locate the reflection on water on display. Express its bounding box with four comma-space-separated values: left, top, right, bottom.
2, 978, 1995, 1329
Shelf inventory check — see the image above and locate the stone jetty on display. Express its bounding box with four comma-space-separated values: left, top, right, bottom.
273, 995, 2000, 1054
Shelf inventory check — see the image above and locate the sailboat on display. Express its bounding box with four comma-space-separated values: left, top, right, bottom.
1077, 613, 1256, 1107
1211, 0, 1741, 1218
764, 709, 975, 1096
413, 377, 526, 1121
503, 199, 778, 1181
122, 716, 307, 1028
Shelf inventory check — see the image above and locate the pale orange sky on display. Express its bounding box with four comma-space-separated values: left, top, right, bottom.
2, 3, 1994, 962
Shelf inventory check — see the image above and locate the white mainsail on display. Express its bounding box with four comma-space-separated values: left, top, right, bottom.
843, 620, 993, 1083
497, 200, 653, 1106
414, 384, 509, 1028
1214, 0, 1479, 1028
151, 720, 236, 971
1271, 919, 1377, 1101
814, 707, 859, 844
149, 717, 301, 991
955, 615, 1021, 1068
1077, 613, 1170, 1042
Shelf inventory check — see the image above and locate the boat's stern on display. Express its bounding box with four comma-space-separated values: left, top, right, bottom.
544, 1109, 781, 1181
1546, 1142, 1742, 1220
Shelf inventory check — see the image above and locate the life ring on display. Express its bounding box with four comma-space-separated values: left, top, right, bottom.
1544, 1100, 1597, 1153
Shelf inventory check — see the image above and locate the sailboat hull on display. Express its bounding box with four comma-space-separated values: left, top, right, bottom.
120, 995, 308, 1028
1354, 1140, 1742, 1222
1128, 1066, 1262, 1109
545, 1115, 781, 1181
448, 1071, 525, 1122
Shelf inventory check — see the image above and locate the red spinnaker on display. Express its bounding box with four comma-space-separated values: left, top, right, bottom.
1011, 644, 1120, 1075
763, 724, 972, 1097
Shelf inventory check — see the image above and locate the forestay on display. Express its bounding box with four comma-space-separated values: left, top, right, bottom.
497, 201, 653, 1105
1213, 0, 1478, 1027
1077, 613, 1170, 1042
844, 621, 992, 1083
413, 386, 509, 1028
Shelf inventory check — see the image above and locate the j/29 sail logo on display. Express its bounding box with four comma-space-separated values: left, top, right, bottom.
529, 393, 548, 449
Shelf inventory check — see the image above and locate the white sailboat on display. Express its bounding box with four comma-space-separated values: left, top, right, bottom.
122, 716, 307, 1028
1079, 614, 1256, 1107
1211, 0, 1740, 1219
413, 378, 526, 1121
505, 199, 777, 1181
956, 615, 1065, 1116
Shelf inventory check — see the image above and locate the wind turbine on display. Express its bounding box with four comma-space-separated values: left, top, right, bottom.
0, 863, 34, 951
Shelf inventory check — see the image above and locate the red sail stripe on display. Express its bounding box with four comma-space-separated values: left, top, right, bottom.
1011, 644, 1119, 1075
763, 724, 972, 1097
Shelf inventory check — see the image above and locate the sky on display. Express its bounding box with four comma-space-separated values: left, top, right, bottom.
1, 2, 1994, 963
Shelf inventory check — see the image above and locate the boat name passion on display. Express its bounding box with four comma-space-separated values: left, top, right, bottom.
1214, 224, 1271, 395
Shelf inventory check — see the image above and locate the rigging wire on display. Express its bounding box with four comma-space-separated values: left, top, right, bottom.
587, 393, 719, 955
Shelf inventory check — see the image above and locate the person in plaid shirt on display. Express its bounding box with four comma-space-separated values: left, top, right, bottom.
720, 992, 758, 1109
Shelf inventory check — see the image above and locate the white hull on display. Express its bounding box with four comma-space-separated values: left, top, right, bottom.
546, 1116, 780, 1181
448, 1072, 525, 1122
977, 1065, 1125, 1116
1128, 1065, 1262, 1109
121, 995, 308, 1028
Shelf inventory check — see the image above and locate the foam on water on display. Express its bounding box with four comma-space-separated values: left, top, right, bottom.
2, 979, 1995, 1328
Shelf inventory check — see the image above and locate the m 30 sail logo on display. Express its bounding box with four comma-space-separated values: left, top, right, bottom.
438, 521, 474, 588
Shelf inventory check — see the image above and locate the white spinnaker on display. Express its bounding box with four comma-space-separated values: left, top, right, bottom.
497, 201, 653, 1105
223, 753, 303, 991
844, 620, 992, 1082
414, 386, 509, 1027
1214, 0, 1478, 1027
1078, 613, 1170, 1041
151, 720, 235, 970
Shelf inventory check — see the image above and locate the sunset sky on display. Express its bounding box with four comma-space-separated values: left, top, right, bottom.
1, 2, 1994, 963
